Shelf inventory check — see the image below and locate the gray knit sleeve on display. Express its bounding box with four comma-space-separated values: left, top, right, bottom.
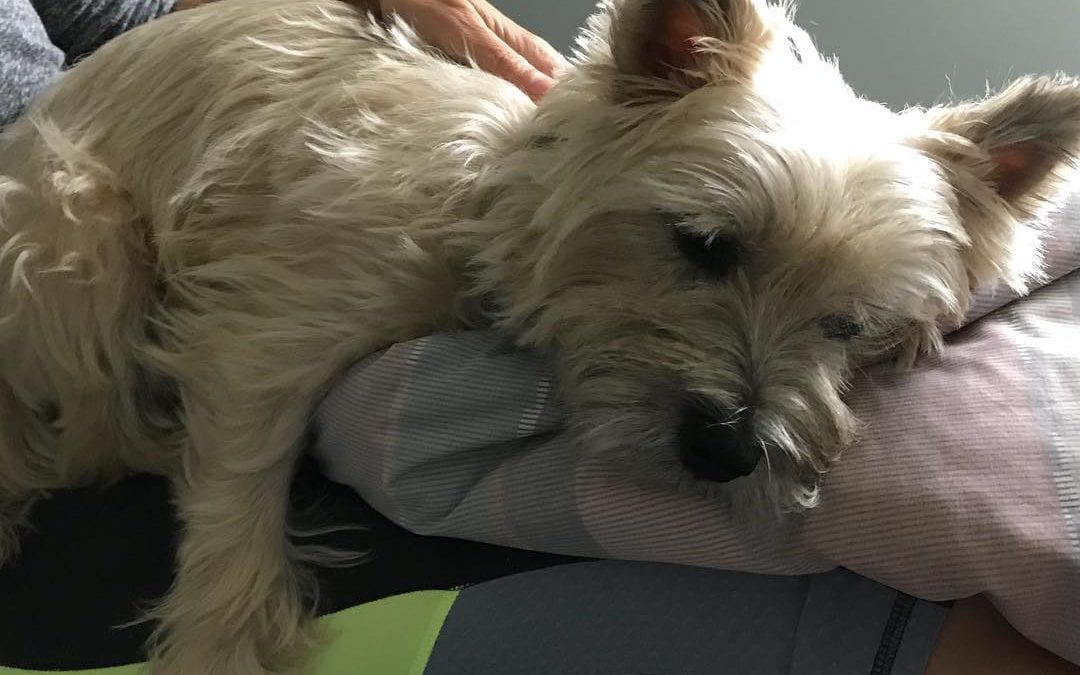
0, 0, 65, 127
30, 0, 179, 64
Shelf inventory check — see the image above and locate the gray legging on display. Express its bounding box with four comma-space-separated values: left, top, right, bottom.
0, 0, 175, 127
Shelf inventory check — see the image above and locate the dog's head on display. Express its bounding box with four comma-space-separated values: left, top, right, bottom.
477, 0, 1080, 512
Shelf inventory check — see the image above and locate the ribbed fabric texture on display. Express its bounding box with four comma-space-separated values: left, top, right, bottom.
30, 0, 178, 64
0, 0, 64, 127
314, 185, 1080, 665
1, 0, 177, 127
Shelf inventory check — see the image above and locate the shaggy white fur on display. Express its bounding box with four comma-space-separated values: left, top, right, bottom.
0, 0, 1077, 672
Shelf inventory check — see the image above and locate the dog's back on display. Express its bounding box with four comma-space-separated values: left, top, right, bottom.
9, 0, 531, 234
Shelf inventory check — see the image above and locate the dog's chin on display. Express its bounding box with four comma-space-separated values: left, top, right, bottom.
569, 406, 835, 519
589, 438, 826, 521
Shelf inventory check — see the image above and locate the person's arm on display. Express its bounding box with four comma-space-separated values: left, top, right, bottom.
29, 0, 178, 65
0, 0, 65, 127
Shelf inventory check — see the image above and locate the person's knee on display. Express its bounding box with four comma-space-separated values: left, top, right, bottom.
925, 595, 1080, 675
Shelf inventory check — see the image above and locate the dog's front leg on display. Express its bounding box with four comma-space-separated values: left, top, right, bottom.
144, 372, 323, 675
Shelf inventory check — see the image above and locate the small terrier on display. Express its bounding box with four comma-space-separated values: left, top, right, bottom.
1, 0, 1077, 671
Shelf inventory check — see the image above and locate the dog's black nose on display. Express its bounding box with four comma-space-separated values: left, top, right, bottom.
677, 403, 762, 482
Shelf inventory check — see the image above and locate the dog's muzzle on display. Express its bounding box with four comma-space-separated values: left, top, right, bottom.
677, 402, 762, 483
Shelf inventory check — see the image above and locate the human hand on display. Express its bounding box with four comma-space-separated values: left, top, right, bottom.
377, 0, 567, 101
173, 0, 568, 101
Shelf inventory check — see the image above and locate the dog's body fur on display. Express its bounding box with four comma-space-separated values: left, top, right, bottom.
1, 0, 1078, 672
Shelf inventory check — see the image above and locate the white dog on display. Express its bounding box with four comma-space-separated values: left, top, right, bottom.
1, 0, 1077, 671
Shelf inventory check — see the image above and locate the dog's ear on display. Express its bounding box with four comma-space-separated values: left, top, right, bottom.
610, 0, 773, 95
916, 76, 1080, 289
922, 76, 1080, 218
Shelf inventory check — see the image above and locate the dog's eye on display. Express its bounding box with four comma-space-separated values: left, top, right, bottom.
819, 314, 862, 341
672, 221, 742, 279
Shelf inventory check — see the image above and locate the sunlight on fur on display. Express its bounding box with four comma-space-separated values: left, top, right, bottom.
1, 0, 1078, 672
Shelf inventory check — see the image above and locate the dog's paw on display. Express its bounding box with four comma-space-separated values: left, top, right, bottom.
147, 616, 323, 675
145, 563, 322, 675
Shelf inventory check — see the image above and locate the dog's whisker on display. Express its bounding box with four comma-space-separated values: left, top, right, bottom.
759, 438, 774, 487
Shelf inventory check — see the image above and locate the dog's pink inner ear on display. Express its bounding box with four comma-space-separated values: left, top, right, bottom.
615, 0, 767, 94
988, 142, 1056, 202
645, 1, 710, 85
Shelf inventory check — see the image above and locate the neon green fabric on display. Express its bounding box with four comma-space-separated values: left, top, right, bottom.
0, 590, 458, 675
311, 590, 456, 675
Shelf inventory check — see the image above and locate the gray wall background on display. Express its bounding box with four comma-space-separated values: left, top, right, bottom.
495, 0, 1080, 110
